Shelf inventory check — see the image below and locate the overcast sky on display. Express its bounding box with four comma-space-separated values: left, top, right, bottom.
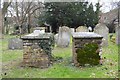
1, 0, 119, 13
89, 0, 119, 12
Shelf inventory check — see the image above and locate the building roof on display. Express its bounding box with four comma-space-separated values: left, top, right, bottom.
99, 8, 118, 24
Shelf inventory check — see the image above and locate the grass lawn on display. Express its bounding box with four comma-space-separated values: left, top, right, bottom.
1, 34, 120, 78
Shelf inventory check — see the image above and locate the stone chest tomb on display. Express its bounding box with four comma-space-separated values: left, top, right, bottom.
72, 32, 103, 66
21, 33, 54, 68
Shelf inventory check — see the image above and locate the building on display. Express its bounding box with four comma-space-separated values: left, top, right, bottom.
99, 8, 119, 33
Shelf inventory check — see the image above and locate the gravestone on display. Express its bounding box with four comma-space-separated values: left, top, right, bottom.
54, 33, 58, 45
76, 26, 89, 32
8, 38, 23, 50
70, 28, 75, 34
88, 26, 92, 32
115, 23, 120, 45
94, 23, 109, 46
56, 26, 71, 47
33, 30, 45, 34
33, 27, 45, 34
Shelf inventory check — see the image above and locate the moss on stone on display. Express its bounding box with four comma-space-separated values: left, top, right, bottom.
76, 42, 100, 66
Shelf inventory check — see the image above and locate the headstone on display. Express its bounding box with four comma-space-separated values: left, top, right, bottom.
33, 30, 41, 34
54, 33, 58, 44
33, 30, 45, 34
70, 28, 75, 34
88, 26, 92, 32
76, 26, 89, 32
33, 27, 45, 34
115, 24, 120, 45
94, 23, 109, 46
56, 26, 71, 47
8, 38, 23, 50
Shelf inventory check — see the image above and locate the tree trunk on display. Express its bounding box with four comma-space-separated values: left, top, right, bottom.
28, 14, 31, 33
19, 25, 22, 35
0, 9, 4, 39
4, 17, 9, 34
52, 26, 57, 34
2, 14, 5, 34
28, 24, 31, 33
0, 11, 2, 38
5, 25, 9, 34
2, 2, 11, 35
52, 24, 58, 34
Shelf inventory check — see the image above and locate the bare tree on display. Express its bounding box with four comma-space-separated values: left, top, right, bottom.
110, 1, 120, 10
0, 0, 11, 38
8, 1, 44, 34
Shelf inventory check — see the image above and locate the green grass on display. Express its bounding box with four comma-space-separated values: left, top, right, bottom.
2, 35, 22, 62
1, 34, 119, 78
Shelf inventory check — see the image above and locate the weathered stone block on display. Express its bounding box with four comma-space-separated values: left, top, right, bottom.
8, 38, 23, 50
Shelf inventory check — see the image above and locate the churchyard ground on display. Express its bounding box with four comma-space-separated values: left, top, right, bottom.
1, 34, 120, 78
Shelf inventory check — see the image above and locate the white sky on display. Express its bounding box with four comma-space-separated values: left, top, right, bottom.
1, 0, 119, 13
89, 0, 119, 12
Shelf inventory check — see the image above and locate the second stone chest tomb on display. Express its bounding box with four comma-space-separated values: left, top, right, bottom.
72, 32, 103, 66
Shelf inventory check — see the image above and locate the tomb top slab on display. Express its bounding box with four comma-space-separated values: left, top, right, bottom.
21, 33, 53, 39
72, 32, 103, 39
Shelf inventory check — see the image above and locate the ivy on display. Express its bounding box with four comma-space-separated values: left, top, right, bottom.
37, 33, 55, 59
76, 43, 100, 66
